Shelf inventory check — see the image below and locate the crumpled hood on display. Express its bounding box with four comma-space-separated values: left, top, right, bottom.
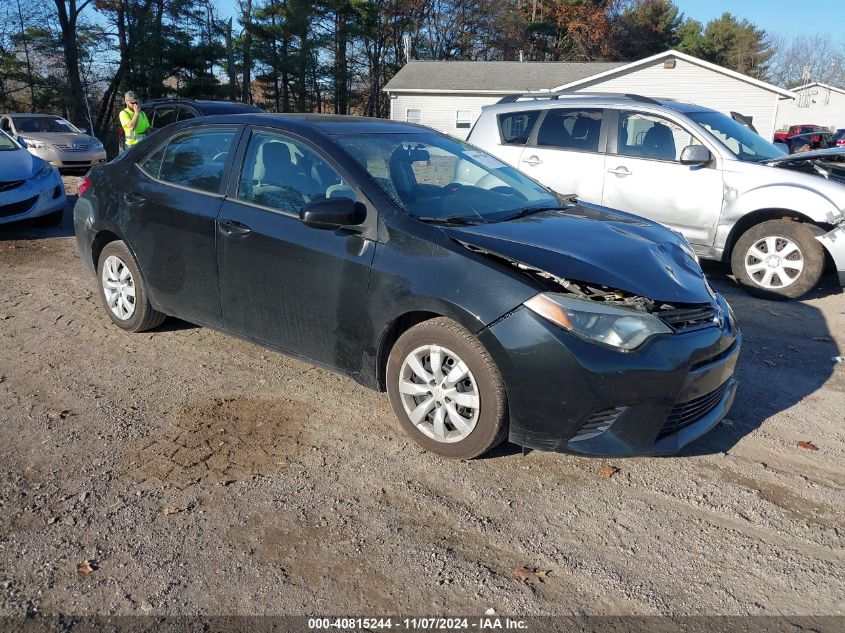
764, 147, 845, 165
444, 203, 713, 304
0, 148, 41, 180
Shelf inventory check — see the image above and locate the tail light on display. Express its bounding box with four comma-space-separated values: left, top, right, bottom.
837, 139, 845, 146
77, 176, 92, 197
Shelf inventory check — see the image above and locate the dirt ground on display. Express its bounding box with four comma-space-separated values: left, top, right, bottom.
0, 181, 843, 617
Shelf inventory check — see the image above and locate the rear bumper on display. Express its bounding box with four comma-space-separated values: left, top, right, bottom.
479, 296, 741, 456
816, 225, 845, 286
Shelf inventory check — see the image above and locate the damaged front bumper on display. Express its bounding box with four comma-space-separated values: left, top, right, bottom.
817, 224, 845, 286
479, 295, 741, 456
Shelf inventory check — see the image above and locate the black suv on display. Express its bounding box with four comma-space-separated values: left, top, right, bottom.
117, 98, 263, 152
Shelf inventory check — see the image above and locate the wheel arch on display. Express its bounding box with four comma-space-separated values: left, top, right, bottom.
90, 229, 124, 271
375, 310, 444, 392
723, 208, 831, 260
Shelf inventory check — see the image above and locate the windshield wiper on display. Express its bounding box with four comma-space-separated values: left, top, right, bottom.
499, 205, 567, 222
415, 216, 491, 226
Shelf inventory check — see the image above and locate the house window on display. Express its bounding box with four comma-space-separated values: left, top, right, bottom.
456, 110, 473, 129
406, 109, 422, 124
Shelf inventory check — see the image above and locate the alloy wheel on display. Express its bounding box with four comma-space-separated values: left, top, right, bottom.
743, 235, 804, 290
397, 344, 480, 443
101, 255, 136, 320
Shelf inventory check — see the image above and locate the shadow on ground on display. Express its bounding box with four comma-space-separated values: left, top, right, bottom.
682, 264, 841, 455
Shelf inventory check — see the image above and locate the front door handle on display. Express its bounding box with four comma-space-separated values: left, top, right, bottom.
607, 166, 631, 177
219, 219, 252, 237
123, 192, 145, 204
522, 155, 542, 166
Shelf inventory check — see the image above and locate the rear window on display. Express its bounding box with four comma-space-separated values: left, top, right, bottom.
140, 127, 237, 194
497, 111, 540, 145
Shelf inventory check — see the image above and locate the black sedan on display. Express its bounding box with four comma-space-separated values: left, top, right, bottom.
74, 114, 740, 459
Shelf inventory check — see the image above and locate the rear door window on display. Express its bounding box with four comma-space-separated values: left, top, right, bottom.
152, 106, 177, 128
536, 109, 603, 152
497, 111, 540, 145
147, 127, 237, 194
177, 106, 197, 122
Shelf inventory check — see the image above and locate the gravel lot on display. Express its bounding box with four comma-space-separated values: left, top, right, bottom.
1, 181, 843, 617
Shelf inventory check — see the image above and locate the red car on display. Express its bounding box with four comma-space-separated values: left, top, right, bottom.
774, 124, 828, 144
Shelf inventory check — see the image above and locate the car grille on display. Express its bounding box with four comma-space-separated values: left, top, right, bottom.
0, 180, 24, 193
570, 406, 626, 442
658, 305, 718, 331
0, 195, 38, 218
54, 143, 90, 152
659, 380, 731, 437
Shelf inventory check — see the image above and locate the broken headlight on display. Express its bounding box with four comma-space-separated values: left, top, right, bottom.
525, 293, 671, 351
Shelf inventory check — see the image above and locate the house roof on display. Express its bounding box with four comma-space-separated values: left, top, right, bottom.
550, 49, 796, 98
382, 60, 627, 93
790, 82, 845, 96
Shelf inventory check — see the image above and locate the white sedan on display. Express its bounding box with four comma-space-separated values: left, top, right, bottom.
0, 130, 66, 226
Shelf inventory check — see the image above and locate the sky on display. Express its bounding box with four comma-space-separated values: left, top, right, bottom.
674, 0, 845, 39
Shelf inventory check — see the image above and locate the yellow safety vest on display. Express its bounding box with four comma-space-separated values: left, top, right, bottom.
119, 108, 150, 146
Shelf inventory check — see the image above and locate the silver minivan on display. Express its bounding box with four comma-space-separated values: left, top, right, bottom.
467, 93, 845, 299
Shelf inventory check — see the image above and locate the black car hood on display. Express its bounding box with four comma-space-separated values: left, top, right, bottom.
764, 147, 845, 165
444, 203, 712, 304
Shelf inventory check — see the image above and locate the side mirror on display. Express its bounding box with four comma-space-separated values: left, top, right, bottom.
299, 197, 366, 230
17, 136, 27, 147
79, 128, 88, 134
679, 144, 712, 166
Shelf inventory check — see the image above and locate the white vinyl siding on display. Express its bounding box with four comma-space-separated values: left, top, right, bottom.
775, 85, 845, 132
390, 94, 505, 138
571, 57, 780, 141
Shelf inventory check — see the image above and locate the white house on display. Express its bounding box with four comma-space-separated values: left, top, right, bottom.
384, 49, 795, 141
774, 82, 845, 131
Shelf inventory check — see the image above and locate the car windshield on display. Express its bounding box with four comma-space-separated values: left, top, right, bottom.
13, 116, 80, 134
687, 111, 785, 162
333, 132, 561, 222
0, 131, 19, 151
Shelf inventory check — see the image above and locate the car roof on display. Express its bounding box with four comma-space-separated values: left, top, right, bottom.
4, 113, 64, 118
141, 98, 264, 114
480, 93, 721, 117
178, 112, 434, 135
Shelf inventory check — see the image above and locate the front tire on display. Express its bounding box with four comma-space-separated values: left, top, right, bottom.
386, 318, 507, 459
96, 241, 166, 332
731, 220, 825, 300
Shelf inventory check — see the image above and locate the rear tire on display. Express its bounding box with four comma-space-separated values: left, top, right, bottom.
386, 317, 508, 459
731, 220, 825, 300
96, 241, 166, 332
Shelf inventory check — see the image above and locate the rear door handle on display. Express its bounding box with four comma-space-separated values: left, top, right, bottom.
123, 192, 145, 204
522, 155, 542, 166
218, 219, 252, 237
607, 166, 631, 177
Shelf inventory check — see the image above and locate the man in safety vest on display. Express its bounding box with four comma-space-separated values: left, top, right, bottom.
118, 91, 150, 151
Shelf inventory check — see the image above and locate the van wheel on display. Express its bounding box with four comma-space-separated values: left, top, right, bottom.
731, 220, 825, 300
96, 241, 166, 332
386, 318, 507, 459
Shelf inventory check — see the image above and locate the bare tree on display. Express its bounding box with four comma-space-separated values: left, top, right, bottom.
768, 34, 845, 89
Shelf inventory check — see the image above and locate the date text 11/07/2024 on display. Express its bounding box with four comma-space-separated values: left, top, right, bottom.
307, 617, 529, 630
